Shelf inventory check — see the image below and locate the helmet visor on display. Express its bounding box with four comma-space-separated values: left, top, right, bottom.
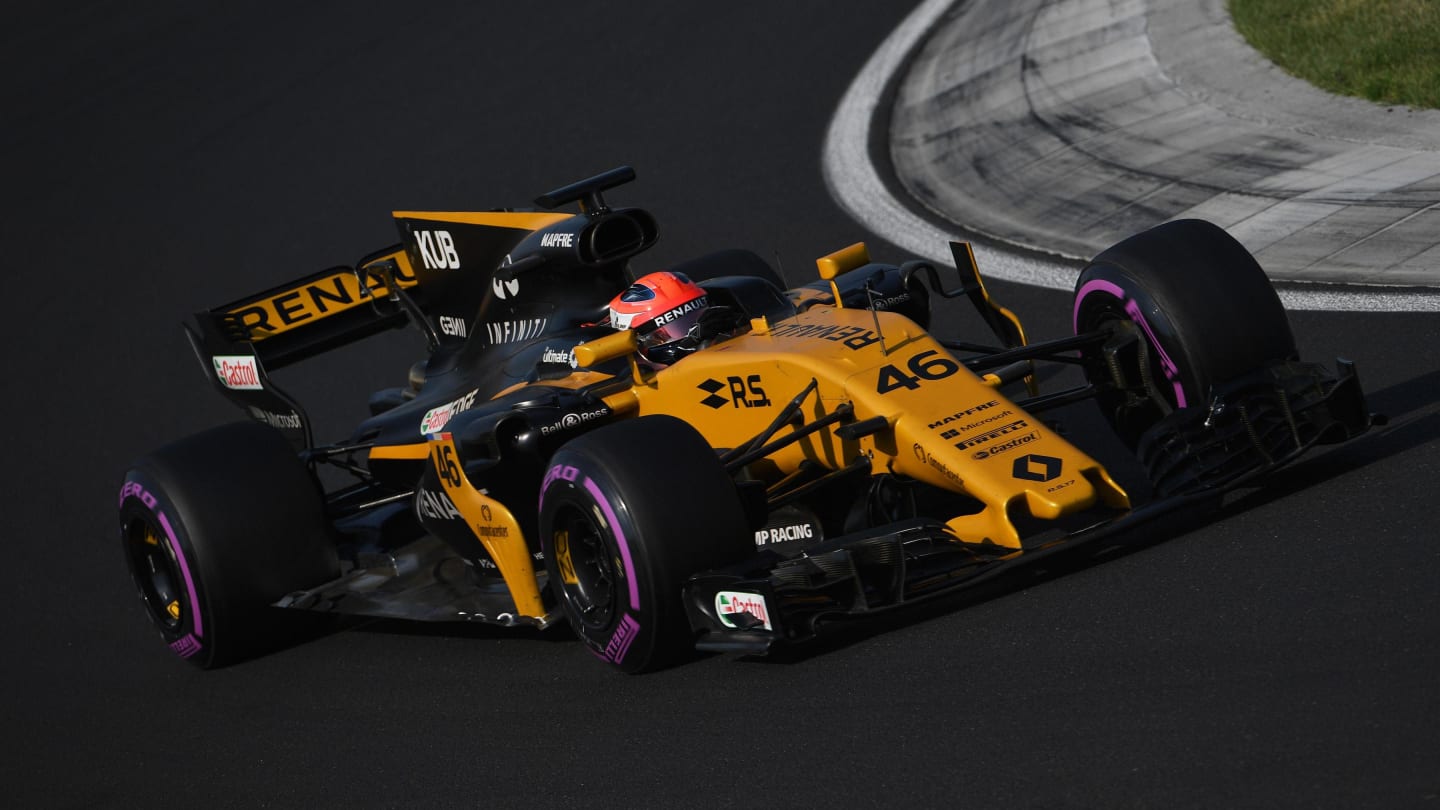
638, 295, 707, 346
642, 305, 705, 347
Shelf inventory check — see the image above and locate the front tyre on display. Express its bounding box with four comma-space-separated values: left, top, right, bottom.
119, 422, 339, 668
538, 415, 750, 673
1072, 219, 1297, 447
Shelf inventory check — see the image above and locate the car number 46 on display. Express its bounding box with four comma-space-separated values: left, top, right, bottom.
432, 444, 463, 487
876, 349, 960, 394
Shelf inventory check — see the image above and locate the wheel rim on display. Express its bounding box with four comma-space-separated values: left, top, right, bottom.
1078, 295, 1186, 446
124, 517, 185, 634
551, 504, 620, 631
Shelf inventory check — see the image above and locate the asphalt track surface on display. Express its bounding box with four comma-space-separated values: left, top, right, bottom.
6, 3, 1438, 807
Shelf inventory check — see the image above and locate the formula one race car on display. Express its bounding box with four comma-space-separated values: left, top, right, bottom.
119, 167, 1376, 672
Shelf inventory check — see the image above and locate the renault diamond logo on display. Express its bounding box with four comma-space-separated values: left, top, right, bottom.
1012, 454, 1062, 482
697, 378, 728, 409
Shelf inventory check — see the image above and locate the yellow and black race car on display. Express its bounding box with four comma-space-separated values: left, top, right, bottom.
119, 167, 1376, 672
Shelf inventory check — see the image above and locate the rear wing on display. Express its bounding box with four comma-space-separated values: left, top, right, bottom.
183, 166, 656, 450
196, 246, 418, 366
185, 211, 576, 450
183, 246, 418, 450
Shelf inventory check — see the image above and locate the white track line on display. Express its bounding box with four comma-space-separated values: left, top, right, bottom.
821, 0, 1440, 313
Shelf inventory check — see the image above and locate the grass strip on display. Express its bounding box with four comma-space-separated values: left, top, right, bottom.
1229, 0, 1440, 109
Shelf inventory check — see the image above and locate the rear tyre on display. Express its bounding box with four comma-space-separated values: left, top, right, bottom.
538, 415, 750, 673
119, 421, 339, 668
1072, 219, 1297, 447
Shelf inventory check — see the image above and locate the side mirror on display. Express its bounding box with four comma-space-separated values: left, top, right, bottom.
572, 330, 638, 368
815, 242, 870, 308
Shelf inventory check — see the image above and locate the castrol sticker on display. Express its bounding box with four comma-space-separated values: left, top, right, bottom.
715, 591, 773, 631
213, 356, 262, 390
420, 389, 479, 435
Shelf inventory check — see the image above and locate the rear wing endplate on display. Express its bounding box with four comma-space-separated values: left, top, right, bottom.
185, 247, 417, 450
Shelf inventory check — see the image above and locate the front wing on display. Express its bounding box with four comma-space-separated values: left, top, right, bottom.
683, 358, 1377, 654
683, 505, 1192, 654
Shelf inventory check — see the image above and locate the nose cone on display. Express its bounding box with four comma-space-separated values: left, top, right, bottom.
1006, 453, 1091, 519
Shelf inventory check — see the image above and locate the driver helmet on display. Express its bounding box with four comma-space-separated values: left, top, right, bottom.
607, 271, 709, 366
